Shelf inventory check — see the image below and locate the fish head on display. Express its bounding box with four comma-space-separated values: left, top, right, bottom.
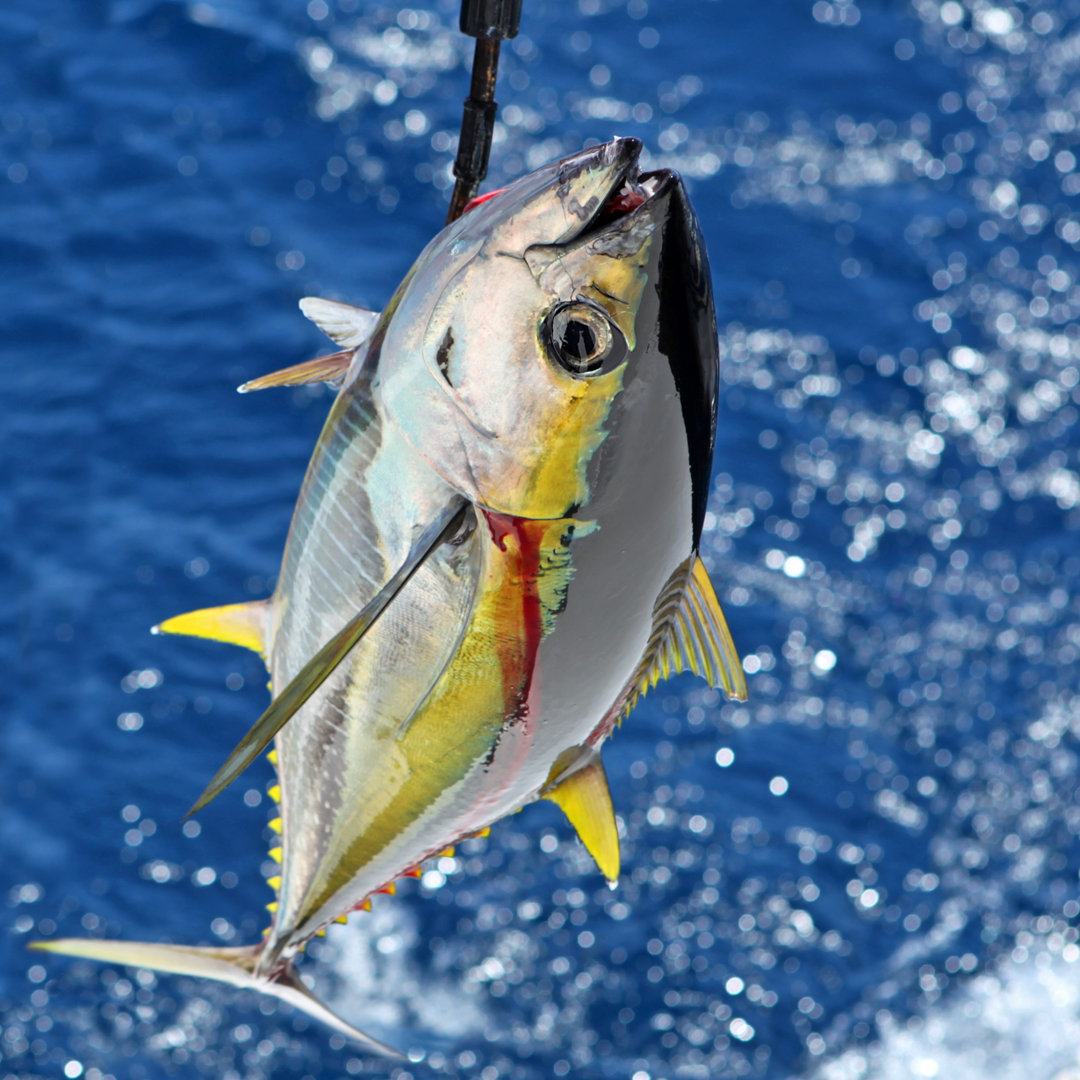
377, 136, 717, 537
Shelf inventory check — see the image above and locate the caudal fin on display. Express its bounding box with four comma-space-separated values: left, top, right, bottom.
29, 937, 404, 1058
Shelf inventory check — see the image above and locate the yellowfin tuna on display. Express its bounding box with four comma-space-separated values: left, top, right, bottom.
32, 137, 746, 1053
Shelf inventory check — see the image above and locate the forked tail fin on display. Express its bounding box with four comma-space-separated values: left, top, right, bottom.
28, 937, 404, 1058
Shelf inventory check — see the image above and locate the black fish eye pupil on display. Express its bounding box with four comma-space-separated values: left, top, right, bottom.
562, 320, 595, 361
545, 302, 622, 376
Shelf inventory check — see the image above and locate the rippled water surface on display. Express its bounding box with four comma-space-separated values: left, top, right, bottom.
5, 1, 1080, 1079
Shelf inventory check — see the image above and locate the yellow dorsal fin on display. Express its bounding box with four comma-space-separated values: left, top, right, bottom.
154, 600, 269, 657
624, 555, 747, 717
543, 754, 620, 883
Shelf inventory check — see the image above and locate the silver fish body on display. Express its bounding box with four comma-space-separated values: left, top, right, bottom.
34, 137, 746, 1052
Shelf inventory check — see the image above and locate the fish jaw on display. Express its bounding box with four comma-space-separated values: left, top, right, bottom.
463, 136, 643, 252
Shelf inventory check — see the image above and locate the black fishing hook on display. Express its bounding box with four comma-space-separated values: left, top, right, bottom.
446, 0, 523, 224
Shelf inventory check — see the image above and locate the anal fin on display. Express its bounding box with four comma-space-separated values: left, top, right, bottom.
239, 350, 354, 394
543, 752, 620, 883
153, 600, 269, 657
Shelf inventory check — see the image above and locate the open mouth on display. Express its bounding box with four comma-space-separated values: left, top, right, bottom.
568, 136, 676, 241
461, 137, 676, 243
588, 168, 673, 234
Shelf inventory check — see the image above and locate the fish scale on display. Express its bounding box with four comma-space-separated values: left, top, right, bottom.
32, 137, 746, 1055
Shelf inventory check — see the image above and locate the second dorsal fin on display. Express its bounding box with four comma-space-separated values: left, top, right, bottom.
153, 600, 269, 658
624, 555, 747, 717
299, 296, 380, 349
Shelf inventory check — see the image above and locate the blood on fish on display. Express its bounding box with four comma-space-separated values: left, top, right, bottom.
462, 188, 507, 214
482, 510, 544, 718
604, 186, 646, 215
466, 179, 642, 223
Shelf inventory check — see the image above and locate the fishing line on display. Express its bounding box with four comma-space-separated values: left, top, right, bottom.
446, 0, 523, 223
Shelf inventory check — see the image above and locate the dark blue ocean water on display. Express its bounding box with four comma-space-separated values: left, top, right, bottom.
5, 1, 1080, 1078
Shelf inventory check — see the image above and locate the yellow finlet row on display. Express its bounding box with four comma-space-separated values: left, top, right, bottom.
264, 822, 496, 937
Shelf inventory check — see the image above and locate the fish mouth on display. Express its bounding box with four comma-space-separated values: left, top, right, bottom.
584, 167, 678, 237
541, 136, 680, 246
564, 134, 679, 245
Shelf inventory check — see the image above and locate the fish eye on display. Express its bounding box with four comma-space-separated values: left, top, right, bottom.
543, 302, 625, 376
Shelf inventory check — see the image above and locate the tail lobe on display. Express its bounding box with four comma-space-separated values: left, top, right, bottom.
29, 937, 403, 1058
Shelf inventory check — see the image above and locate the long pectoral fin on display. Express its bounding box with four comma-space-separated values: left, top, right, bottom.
186, 502, 470, 818
543, 751, 620, 883
239, 350, 354, 393
29, 938, 403, 1057
154, 600, 269, 657
624, 554, 748, 717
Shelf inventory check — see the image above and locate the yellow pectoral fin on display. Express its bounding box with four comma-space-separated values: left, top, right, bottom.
544, 755, 620, 883
154, 600, 269, 657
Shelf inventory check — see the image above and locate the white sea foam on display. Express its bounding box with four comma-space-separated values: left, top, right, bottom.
318, 900, 487, 1045
816, 939, 1080, 1080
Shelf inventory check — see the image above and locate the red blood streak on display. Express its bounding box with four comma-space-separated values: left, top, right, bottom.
462, 188, 507, 214
482, 510, 544, 722
344, 513, 549, 912
604, 187, 645, 215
